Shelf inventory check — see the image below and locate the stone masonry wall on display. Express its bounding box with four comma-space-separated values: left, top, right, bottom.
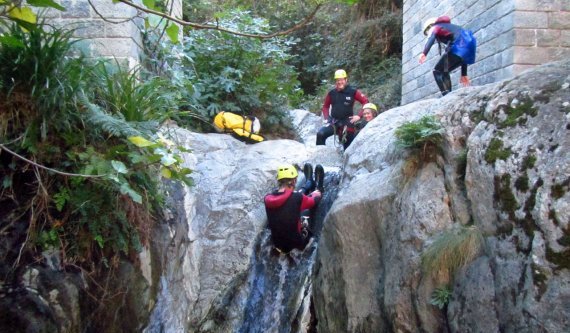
401, 0, 570, 105
44, 0, 143, 67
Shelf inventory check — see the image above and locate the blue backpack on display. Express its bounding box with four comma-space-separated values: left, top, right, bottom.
451, 29, 477, 65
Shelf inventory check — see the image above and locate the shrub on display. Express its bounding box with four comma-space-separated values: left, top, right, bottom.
0, 22, 192, 273
395, 115, 444, 159
141, 10, 302, 133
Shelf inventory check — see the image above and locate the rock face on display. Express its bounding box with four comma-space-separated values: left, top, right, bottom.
144, 127, 343, 332
313, 60, 570, 332
3, 61, 568, 333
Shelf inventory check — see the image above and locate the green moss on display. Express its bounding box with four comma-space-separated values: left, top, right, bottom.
494, 174, 518, 219
470, 110, 485, 124
549, 209, 560, 226
523, 178, 542, 213
515, 174, 529, 192
520, 154, 537, 171
485, 138, 512, 164
552, 184, 565, 199
498, 100, 538, 128
546, 247, 570, 271
551, 178, 569, 200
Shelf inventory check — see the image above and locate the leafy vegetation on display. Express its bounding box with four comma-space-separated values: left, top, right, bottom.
395, 115, 444, 160
430, 285, 452, 309
179, 0, 403, 112
142, 10, 302, 136
0, 21, 192, 278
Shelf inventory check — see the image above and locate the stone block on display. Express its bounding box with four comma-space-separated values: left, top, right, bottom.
514, 28, 536, 46
42, 7, 62, 19
67, 20, 106, 39
89, 0, 138, 19
562, 30, 570, 47
515, 0, 561, 11
90, 37, 140, 58
550, 47, 570, 62
60, 0, 90, 19
500, 47, 515, 67
514, 11, 548, 29
549, 12, 570, 29
536, 29, 561, 47
513, 45, 552, 64
105, 21, 139, 38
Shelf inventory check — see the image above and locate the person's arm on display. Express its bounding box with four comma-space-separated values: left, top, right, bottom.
300, 192, 320, 210
350, 90, 369, 123
460, 64, 470, 86
321, 93, 332, 121
419, 32, 437, 63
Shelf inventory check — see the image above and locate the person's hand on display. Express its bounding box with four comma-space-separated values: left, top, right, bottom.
349, 115, 360, 124
419, 53, 426, 64
312, 190, 321, 198
460, 76, 471, 87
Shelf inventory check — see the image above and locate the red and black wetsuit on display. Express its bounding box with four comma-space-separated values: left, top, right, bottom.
423, 16, 468, 95
264, 189, 320, 253
316, 85, 368, 149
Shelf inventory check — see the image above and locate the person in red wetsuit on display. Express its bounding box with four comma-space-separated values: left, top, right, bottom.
264, 164, 322, 253
419, 16, 476, 96
316, 69, 369, 150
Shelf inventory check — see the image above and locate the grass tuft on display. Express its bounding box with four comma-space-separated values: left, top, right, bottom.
421, 225, 484, 277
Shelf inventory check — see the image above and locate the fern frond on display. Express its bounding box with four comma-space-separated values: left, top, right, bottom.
81, 96, 142, 138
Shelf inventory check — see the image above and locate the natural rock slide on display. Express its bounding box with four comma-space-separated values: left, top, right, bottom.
3, 61, 568, 333
147, 60, 569, 333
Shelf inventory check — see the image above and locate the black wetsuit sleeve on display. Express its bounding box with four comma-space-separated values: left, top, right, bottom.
461, 63, 468, 76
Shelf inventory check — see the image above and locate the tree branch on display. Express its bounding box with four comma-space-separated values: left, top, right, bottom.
0, 143, 106, 178
116, 0, 322, 39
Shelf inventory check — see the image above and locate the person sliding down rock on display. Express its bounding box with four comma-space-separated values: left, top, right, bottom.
264, 164, 325, 253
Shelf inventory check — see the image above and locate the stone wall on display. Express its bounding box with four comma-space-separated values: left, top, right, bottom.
44, 0, 143, 67
43, 0, 182, 67
401, 0, 570, 105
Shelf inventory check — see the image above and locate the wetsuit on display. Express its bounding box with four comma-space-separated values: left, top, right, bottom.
316, 85, 368, 150
264, 189, 320, 253
423, 17, 468, 95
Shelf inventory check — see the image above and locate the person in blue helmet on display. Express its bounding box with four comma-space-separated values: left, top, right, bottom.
419, 16, 477, 96
264, 164, 324, 253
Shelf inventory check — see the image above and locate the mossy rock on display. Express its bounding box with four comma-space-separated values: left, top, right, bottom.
497, 100, 538, 129
485, 138, 511, 164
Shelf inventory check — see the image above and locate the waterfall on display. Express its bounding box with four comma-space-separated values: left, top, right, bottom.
237, 169, 341, 333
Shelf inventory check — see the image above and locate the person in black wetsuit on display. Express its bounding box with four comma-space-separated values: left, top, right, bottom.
316, 69, 369, 150
419, 16, 476, 96
264, 164, 323, 253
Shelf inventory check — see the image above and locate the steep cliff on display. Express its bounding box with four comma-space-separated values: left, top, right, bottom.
313, 60, 570, 332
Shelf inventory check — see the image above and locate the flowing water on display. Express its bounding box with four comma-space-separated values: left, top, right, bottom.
145, 169, 341, 333
237, 169, 340, 333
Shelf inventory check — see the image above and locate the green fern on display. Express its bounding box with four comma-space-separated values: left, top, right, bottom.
82, 96, 143, 138
395, 115, 444, 150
